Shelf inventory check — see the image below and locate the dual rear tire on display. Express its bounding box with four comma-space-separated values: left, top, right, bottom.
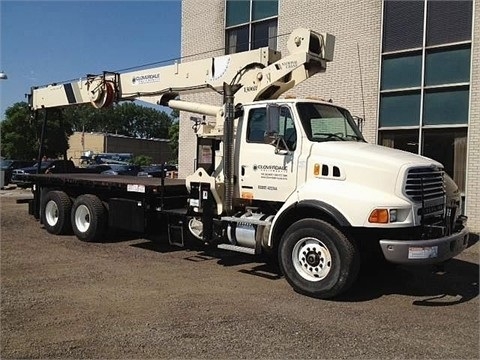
42, 191, 72, 235
42, 191, 106, 242
71, 194, 106, 242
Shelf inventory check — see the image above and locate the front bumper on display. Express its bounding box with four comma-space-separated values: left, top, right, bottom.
379, 223, 469, 265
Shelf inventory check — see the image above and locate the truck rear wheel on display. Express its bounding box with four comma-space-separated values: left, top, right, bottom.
71, 194, 106, 242
279, 218, 359, 299
41, 190, 72, 235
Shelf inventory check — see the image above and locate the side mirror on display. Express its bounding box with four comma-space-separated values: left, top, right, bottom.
266, 104, 280, 135
265, 104, 280, 144
353, 115, 364, 133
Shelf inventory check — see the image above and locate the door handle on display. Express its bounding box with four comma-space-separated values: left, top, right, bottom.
241, 165, 246, 176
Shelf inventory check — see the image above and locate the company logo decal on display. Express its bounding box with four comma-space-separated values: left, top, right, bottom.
132, 73, 160, 85
253, 164, 287, 171
252, 163, 288, 181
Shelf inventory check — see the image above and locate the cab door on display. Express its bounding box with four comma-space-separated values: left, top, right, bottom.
238, 105, 299, 202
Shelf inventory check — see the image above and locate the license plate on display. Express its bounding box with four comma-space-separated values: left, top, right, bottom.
408, 246, 438, 259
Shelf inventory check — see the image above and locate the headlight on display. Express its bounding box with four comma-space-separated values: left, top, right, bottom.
389, 209, 397, 222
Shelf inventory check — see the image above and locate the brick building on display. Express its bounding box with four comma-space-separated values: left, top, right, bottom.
178, 0, 479, 232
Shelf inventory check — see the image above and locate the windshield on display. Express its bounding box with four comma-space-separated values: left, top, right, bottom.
0, 160, 14, 168
296, 102, 364, 142
31, 161, 52, 168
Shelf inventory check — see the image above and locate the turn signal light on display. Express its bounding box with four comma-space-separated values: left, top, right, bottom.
242, 192, 253, 200
314, 163, 320, 176
369, 209, 389, 223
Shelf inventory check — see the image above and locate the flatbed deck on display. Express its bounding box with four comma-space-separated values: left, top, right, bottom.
27, 173, 187, 196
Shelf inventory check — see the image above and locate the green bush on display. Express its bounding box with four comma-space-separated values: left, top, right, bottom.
131, 155, 152, 166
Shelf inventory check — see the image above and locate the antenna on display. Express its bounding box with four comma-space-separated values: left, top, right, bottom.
356, 43, 366, 123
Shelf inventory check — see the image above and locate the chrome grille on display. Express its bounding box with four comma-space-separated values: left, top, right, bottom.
404, 167, 445, 202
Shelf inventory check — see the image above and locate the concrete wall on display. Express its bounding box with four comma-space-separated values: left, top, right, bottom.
67, 132, 172, 165
67, 132, 104, 164
179, 0, 225, 178
105, 136, 172, 164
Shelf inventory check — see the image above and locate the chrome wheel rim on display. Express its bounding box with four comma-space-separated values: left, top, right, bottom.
292, 237, 332, 281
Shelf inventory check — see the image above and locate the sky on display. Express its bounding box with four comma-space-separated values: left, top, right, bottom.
0, 0, 182, 118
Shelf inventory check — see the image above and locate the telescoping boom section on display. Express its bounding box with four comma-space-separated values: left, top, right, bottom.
29, 28, 335, 117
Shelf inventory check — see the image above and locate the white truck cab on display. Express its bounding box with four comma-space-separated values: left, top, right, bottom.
199, 98, 468, 297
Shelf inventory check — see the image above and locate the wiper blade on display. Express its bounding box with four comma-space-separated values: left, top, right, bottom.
345, 134, 365, 141
312, 132, 345, 141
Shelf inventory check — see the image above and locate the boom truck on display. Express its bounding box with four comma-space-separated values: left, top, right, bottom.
23, 28, 469, 299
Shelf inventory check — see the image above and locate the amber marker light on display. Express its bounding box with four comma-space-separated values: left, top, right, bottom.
314, 163, 320, 176
369, 209, 389, 223
242, 192, 253, 200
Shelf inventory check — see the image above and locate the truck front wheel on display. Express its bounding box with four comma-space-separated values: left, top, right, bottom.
71, 194, 106, 242
279, 218, 359, 299
41, 190, 72, 235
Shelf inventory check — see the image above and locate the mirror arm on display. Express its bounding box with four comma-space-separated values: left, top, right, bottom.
274, 136, 291, 155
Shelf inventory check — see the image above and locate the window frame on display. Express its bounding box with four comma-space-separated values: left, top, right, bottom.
225, 0, 278, 55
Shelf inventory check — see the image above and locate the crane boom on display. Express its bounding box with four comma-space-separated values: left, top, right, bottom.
29, 28, 334, 115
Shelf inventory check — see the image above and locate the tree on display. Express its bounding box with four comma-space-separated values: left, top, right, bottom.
62, 102, 172, 139
168, 109, 179, 163
1, 100, 173, 160
39, 108, 74, 159
114, 103, 172, 139
1, 102, 38, 159
62, 104, 124, 135
1, 102, 74, 160
131, 155, 152, 166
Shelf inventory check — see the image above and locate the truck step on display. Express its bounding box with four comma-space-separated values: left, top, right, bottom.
168, 225, 184, 247
217, 244, 256, 255
161, 207, 188, 215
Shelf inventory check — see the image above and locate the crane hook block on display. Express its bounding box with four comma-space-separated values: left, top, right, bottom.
88, 79, 115, 108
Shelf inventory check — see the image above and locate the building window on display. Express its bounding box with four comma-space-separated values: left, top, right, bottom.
379, 129, 419, 155
381, 52, 422, 90
226, 26, 249, 54
422, 129, 467, 192
382, 0, 424, 52
424, 46, 471, 86
226, 0, 250, 26
379, 0, 472, 194
379, 91, 421, 127
423, 87, 470, 126
426, 0, 473, 46
225, 0, 278, 54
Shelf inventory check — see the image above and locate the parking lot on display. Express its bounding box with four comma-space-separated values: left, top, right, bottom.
1, 187, 479, 359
